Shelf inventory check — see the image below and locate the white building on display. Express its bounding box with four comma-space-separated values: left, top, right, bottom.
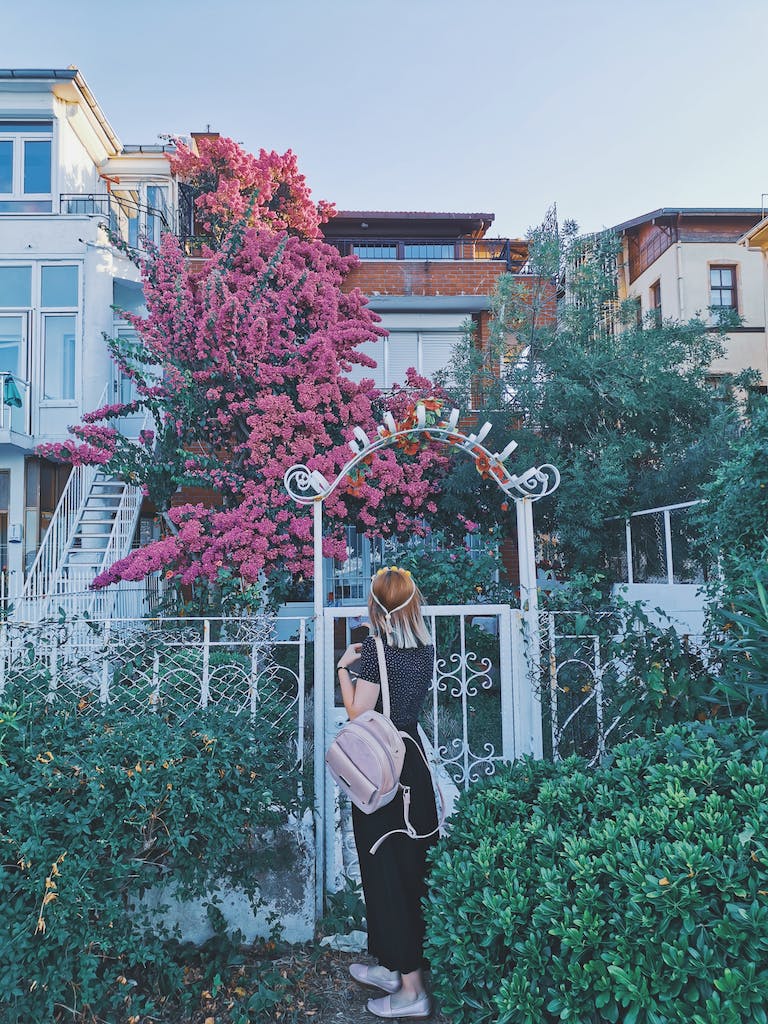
0, 68, 177, 612
613, 208, 768, 388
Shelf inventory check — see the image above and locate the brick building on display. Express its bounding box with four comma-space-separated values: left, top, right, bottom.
322, 210, 528, 398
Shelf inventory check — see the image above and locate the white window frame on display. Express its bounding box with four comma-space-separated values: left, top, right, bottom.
37, 262, 81, 409
0, 122, 54, 206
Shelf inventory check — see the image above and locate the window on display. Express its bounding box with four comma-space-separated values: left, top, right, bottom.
43, 315, 76, 400
650, 280, 662, 324
403, 243, 454, 260
41, 265, 78, 307
710, 266, 737, 310
41, 265, 78, 402
0, 266, 31, 307
346, 328, 462, 389
352, 243, 397, 260
0, 121, 53, 213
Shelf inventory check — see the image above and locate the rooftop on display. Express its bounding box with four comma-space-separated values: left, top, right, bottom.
612, 207, 763, 233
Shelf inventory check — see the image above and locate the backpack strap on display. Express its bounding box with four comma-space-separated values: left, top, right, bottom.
373, 635, 391, 719
369, 733, 447, 855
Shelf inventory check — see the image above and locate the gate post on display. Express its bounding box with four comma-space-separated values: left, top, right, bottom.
516, 497, 544, 758
311, 499, 326, 921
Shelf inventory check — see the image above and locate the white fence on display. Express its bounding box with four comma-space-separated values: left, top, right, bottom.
540, 608, 708, 766
0, 614, 310, 775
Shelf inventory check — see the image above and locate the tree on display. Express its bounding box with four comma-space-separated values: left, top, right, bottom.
437, 212, 751, 572
40, 138, 449, 607
693, 396, 768, 591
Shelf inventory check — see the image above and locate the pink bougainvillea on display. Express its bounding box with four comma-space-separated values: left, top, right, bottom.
170, 135, 335, 242
41, 138, 451, 592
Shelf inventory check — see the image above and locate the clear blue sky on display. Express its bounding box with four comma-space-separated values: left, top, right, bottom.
4, 0, 767, 238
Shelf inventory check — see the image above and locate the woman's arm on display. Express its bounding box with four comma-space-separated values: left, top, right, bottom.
337, 643, 380, 720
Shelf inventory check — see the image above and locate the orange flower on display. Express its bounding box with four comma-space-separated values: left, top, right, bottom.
421, 397, 442, 411
475, 453, 491, 478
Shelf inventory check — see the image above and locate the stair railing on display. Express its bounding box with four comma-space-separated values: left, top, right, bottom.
87, 480, 144, 620
19, 463, 99, 616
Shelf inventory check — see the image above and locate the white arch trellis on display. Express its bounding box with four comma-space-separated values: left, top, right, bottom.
283, 400, 559, 910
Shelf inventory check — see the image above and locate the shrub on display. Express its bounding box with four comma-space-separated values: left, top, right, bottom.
424, 721, 768, 1024
711, 571, 768, 728
0, 701, 303, 1023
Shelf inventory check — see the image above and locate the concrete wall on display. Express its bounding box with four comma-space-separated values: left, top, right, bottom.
612, 582, 707, 636
138, 812, 315, 944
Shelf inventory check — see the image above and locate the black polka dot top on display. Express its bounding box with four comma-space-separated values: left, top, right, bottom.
357, 635, 435, 730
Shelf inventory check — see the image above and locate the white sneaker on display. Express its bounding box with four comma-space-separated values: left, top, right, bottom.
349, 963, 402, 994
366, 991, 432, 1019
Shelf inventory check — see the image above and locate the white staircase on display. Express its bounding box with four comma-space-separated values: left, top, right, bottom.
15, 465, 144, 623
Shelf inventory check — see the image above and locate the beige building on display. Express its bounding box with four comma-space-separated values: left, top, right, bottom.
613, 208, 768, 388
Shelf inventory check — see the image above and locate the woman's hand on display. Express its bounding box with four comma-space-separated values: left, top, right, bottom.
337, 643, 362, 670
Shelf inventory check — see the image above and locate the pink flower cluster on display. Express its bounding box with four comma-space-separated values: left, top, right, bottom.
170, 135, 335, 241
44, 137, 451, 590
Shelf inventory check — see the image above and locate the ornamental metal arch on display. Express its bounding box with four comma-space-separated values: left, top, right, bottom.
283, 401, 559, 913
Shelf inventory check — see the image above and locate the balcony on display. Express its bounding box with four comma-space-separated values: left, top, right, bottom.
59, 193, 171, 250
0, 372, 32, 448
325, 236, 526, 271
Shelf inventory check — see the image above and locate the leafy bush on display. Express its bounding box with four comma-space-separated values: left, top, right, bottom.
711, 572, 768, 727
425, 721, 768, 1024
0, 702, 303, 1023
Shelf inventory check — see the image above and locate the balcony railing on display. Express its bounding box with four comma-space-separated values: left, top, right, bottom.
325, 237, 526, 271
59, 193, 171, 250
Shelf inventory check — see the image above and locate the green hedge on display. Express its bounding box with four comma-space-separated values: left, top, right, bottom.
425, 721, 768, 1024
0, 701, 302, 1023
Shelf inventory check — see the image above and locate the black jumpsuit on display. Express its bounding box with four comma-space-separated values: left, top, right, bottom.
351, 635, 439, 974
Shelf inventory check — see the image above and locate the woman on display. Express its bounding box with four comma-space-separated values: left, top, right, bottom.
336, 566, 439, 1020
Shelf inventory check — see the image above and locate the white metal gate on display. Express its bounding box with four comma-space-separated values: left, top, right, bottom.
316, 604, 540, 903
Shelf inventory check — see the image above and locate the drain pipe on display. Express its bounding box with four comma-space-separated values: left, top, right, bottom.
674, 213, 685, 319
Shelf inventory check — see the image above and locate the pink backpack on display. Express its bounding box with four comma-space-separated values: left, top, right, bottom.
325, 636, 445, 854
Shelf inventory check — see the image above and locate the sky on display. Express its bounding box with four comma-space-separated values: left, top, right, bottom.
3, 0, 767, 239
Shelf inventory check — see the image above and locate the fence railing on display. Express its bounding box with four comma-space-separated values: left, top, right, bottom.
324, 236, 526, 271
59, 193, 171, 249
604, 500, 706, 585
540, 608, 708, 766
21, 463, 98, 607
0, 614, 309, 776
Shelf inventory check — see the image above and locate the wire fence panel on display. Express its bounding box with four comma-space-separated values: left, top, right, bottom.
540, 609, 709, 766
0, 614, 310, 777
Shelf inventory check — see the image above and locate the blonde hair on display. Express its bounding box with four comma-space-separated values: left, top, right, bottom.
368, 568, 432, 649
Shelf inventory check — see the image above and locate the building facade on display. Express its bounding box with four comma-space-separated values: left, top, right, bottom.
0, 68, 177, 602
323, 210, 527, 400
321, 211, 532, 597
613, 208, 768, 387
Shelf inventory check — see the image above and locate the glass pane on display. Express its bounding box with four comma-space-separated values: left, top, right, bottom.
0, 141, 12, 193
44, 315, 76, 400
0, 266, 31, 307
41, 266, 78, 307
352, 244, 397, 260
403, 244, 454, 260
721, 268, 734, 285
0, 199, 52, 213
710, 268, 721, 285
0, 121, 52, 132
0, 316, 22, 375
23, 140, 51, 194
